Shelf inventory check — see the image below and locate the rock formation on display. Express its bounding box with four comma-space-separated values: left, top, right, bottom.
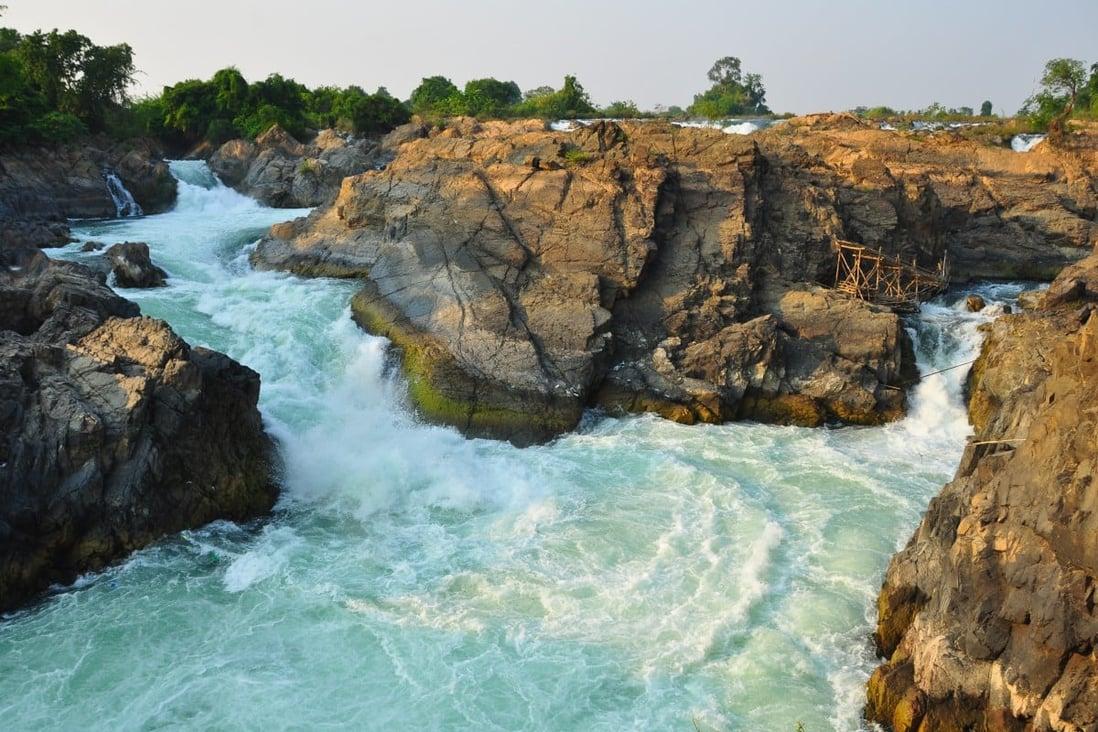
0, 247, 277, 612
102, 241, 168, 288
251, 116, 1095, 443
0, 136, 177, 249
868, 251, 1098, 731
209, 125, 386, 207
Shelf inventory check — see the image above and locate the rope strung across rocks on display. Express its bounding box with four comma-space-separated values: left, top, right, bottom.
882, 359, 978, 390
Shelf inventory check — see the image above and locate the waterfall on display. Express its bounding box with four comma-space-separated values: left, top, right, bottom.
1011, 133, 1046, 153
104, 171, 143, 217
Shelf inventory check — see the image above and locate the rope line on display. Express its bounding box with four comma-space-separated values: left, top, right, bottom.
882, 359, 978, 390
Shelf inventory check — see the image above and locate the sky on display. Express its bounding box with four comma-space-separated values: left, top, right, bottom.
3, 0, 1096, 115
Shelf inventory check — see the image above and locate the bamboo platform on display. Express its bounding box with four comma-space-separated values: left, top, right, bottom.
832, 241, 948, 312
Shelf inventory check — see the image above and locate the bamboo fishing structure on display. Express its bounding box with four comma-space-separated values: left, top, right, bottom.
832, 240, 949, 311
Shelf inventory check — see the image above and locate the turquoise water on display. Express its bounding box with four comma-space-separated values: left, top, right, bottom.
0, 163, 1021, 731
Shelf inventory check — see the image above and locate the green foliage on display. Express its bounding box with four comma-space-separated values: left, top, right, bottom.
0, 24, 134, 145
601, 99, 640, 118
562, 146, 594, 164
350, 92, 410, 135
27, 110, 86, 141
980, 100, 993, 116
514, 75, 596, 119
688, 56, 769, 118
410, 75, 463, 116
1021, 58, 1094, 131
462, 77, 520, 117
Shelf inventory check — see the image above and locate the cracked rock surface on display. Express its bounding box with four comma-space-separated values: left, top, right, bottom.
869, 250, 1098, 731
251, 115, 1096, 443
0, 247, 277, 612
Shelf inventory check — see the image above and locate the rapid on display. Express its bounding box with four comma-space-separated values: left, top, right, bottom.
0, 161, 1026, 731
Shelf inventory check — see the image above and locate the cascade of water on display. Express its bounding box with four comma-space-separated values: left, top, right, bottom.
104, 171, 143, 217
1012, 133, 1046, 152
0, 162, 1033, 731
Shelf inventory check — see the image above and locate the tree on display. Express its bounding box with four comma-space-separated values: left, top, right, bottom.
980, 100, 993, 116
211, 67, 248, 118
515, 75, 596, 119
601, 100, 640, 118
462, 77, 520, 117
351, 93, 410, 135
1021, 58, 1089, 133
688, 56, 770, 118
71, 42, 134, 129
409, 75, 463, 116
707, 56, 743, 86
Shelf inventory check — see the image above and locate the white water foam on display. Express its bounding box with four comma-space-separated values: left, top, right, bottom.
104, 171, 142, 217
0, 160, 1029, 731
1012, 133, 1046, 152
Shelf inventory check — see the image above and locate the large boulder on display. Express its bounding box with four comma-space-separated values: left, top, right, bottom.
868, 252, 1098, 731
209, 125, 378, 207
0, 248, 277, 612
253, 120, 918, 442
103, 241, 168, 288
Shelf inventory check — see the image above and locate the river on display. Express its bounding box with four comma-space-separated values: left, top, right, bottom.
0, 161, 1026, 731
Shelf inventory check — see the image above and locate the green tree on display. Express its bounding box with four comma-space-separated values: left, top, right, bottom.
688, 56, 770, 118
409, 75, 464, 116
601, 99, 640, 118
211, 67, 248, 119
462, 77, 520, 117
980, 100, 993, 116
70, 41, 134, 129
515, 75, 596, 119
1022, 58, 1089, 133
161, 78, 217, 140
351, 92, 410, 135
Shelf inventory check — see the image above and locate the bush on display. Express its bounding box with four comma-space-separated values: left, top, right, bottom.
351, 93, 410, 135
204, 117, 237, 145
28, 111, 86, 142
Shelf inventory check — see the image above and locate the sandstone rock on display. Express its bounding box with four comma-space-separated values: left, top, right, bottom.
0, 248, 277, 612
1017, 289, 1046, 311
0, 136, 177, 223
966, 294, 986, 312
253, 120, 920, 441
868, 252, 1098, 730
103, 241, 168, 288
209, 125, 379, 207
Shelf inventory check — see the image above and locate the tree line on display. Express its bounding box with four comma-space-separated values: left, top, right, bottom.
852, 58, 1098, 132
0, 11, 777, 150
6, 12, 1090, 153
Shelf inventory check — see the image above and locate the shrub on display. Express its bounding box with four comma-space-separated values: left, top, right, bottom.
28, 110, 86, 142
351, 93, 410, 135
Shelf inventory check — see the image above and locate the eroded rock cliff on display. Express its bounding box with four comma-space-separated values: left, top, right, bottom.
209, 125, 386, 207
868, 252, 1098, 731
251, 116, 1094, 443
0, 137, 177, 249
0, 247, 277, 612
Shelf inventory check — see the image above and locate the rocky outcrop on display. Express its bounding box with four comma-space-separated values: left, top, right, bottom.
251, 116, 1095, 443
0, 247, 277, 612
209, 125, 386, 207
0, 136, 177, 249
102, 241, 168, 288
868, 252, 1098, 731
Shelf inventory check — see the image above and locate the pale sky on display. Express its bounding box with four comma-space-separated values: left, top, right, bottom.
4, 0, 1096, 115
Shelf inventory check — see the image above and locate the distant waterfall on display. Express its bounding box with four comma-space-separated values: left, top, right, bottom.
104, 171, 143, 217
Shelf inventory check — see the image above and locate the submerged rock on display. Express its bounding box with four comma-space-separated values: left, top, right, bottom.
103, 241, 168, 288
868, 252, 1098, 731
0, 247, 277, 612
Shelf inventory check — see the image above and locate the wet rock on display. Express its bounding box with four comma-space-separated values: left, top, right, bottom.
80, 241, 105, 252
0, 136, 177, 223
869, 252, 1098, 730
965, 294, 986, 311
0, 248, 277, 612
103, 241, 168, 288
